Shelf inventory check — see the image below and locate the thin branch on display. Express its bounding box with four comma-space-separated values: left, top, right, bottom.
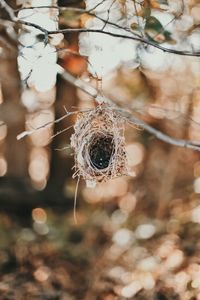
136, 105, 200, 129
123, 112, 200, 152
16, 21, 200, 57
101, 0, 116, 31
0, 0, 17, 21
61, 70, 200, 152
1, 0, 200, 57
49, 28, 200, 57
133, 0, 144, 38
15, 5, 142, 39
50, 125, 73, 139
16, 111, 76, 140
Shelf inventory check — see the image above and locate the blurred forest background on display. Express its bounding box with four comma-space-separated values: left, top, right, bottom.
0, 0, 200, 299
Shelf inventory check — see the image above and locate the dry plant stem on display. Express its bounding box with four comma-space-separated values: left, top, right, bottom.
74, 176, 80, 225
0, 0, 200, 57
62, 71, 200, 153
17, 111, 76, 140
50, 125, 73, 139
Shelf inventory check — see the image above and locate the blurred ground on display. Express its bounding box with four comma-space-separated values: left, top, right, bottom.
1, 179, 200, 300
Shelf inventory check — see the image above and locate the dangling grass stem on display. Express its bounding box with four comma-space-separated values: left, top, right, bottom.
73, 176, 80, 225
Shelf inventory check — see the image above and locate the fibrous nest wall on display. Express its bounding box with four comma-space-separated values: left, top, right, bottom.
70, 105, 127, 187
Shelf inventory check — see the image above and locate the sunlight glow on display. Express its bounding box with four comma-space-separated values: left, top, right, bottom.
18, 2, 60, 92
33, 222, 49, 235
32, 208, 47, 224
174, 271, 190, 293
112, 228, 134, 247
0, 83, 3, 104
111, 210, 128, 225
80, 0, 139, 77
0, 123, 7, 141
137, 257, 158, 272
108, 266, 126, 280
165, 249, 184, 270
121, 281, 142, 298
142, 273, 155, 290
135, 224, 156, 240
191, 205, 200, 223
29, 148, 49, 188
126, 143, 144, 167
119, 193, 137, 213
33, 266, 51, 282
83, 177, 128, 203
18, 44, 59, 92
194, 178, 200, 194
26, 109, 54, 147
0, 156, 7, 177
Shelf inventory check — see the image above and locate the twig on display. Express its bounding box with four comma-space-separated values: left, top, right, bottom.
133, 0, 144, 38
0, 0, 17, 21
101, 0, 116, 31
17, 111, 76, 140
15, 5, 142, 39
20, 25, 200, 57
50, 125, 73, 139
61, 70, 200, 152
16, 80, 200, 152
1, 0, 200, 57
123, 112, 200, 151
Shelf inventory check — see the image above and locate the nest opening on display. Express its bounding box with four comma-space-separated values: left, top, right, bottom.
89, 135, 115, 170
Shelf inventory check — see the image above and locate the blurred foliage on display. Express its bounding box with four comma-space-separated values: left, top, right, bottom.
2, 194, 200, 299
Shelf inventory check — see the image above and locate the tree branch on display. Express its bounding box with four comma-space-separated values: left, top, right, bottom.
61, 70, 200, 152
1, 0, 199, 150
18, 24, 200, 57
0, 0, 200, 57
16, 67, 200, 152
0, 0, 17, 21
16, 110, 76, 140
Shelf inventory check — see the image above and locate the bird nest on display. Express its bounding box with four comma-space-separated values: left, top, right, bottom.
70, 105, 127, 187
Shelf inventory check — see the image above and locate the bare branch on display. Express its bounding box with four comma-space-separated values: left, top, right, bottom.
61, 70, 200, 152
1, 1, 199, 147
49, 29, 200, 57
1, 1, 200, 57
16, 111, 76, 140
123, 112, 200, 152
16, 66, 200, 152
50, 125, 73, 140
16, 23, 200, 57
0, 0, 17, 21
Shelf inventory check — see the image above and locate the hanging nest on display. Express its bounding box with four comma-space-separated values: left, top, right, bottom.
70, 105, 127, 187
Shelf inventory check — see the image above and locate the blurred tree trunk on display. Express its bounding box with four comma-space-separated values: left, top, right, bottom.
45, 75, 79, 204
44, 30, 81, 205
137, 85, 198, 219
0, 32, 28, 177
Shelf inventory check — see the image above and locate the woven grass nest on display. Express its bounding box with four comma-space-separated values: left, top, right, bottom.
70, 105, 127, 187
